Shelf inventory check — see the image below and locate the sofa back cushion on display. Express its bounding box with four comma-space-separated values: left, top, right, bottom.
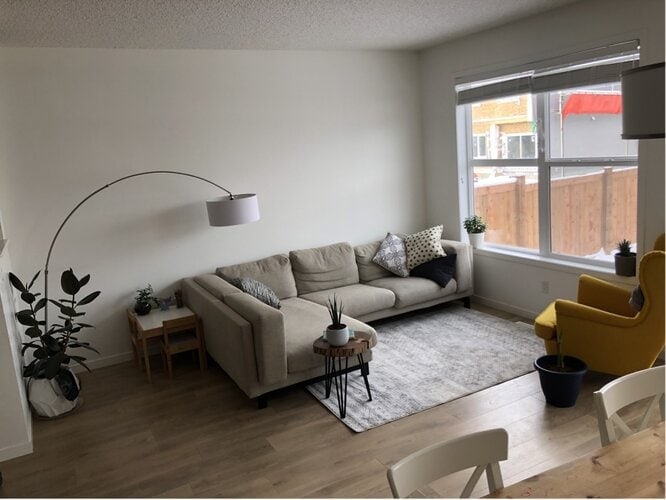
354, 241, 393, 282
193, 274, 241, 302
216, 253, 297, 300
289, 242, 359, 294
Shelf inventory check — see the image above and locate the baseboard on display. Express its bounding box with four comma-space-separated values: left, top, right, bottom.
0, 439, 33, 462
69, 351, 134, 373
472, 295, 538, 320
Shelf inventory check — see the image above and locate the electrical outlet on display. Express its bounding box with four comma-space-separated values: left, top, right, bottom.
541, 281, 550, 294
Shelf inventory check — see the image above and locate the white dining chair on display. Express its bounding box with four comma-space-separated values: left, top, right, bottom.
386, 428, 508, 498
593, 364, 665, 446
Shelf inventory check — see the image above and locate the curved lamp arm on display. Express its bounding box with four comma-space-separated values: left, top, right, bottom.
43, 169, 259, 334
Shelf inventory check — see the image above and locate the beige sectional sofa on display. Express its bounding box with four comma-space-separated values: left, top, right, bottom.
182, 238, 472, 406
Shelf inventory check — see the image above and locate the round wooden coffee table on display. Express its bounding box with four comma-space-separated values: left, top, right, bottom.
313, 336, 373, 419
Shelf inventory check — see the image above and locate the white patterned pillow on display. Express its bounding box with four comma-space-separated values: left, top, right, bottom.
404, 225, 446, 270
372, 233, 409, 277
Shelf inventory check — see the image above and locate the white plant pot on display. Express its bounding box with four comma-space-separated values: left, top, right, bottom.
468, 232, 485, 248
28, 370, 80, 418
326, 325, 350, 346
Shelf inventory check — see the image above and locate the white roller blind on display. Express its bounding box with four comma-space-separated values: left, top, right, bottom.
456, 40, 639, 104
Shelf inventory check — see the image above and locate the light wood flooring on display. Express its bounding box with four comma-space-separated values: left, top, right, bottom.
0, 303, 658, 498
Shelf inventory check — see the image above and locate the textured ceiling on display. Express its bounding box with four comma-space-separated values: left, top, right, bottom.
0, 0, 581, 51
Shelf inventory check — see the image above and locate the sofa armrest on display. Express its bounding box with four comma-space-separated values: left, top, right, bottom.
441, 239, 473, 294
224, 293, 287, 385
577, 275, 635, 317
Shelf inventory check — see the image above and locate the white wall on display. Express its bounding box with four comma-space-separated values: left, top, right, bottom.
420, 0, 665, 317
0, 48, 424, 368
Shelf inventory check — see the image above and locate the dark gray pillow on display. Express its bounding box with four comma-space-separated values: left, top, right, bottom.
225, 277, 281, 309
410, 254, 457, 288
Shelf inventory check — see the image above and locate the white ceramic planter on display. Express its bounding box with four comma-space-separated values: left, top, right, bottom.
28, 370, 81, 418
326, 325, 350, 346
468, 232, 485, 248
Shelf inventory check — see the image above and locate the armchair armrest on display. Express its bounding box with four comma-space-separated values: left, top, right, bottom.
555, 299, 637, 328
577, 275, 635, 317
224, 293, 287, 385
441, 239, 473, 294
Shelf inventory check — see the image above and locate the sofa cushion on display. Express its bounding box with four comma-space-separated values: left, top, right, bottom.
280, 297, 378, 374
354, 241, 393, 282
289, 242, 359, 295
410, 254, 457, 288
225, 277, 281, 309
404, 225, 446, 270
367, 276, 457, 308
217, 253, 297, 300
373, 233, 409, 277
193, 274, 241, 301
300, 284, 395, 318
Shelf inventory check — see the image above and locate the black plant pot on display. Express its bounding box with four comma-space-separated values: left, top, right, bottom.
614, 253, 636, 277
134, 301, 152, 316
534, 355, 588, 408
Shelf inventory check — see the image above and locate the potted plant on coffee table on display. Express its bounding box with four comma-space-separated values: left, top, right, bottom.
614, 239, 636, 277
463, 214, 487, 248
534, 331, 587, 407
325, 294, 350, 347
9, 268, 100, 418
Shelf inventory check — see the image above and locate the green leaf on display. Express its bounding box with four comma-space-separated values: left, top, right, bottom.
44, 353, 65, 379
34, 347, 48, 359
33, 297, 47, 312
60, 269, 80, 296
69, 343, 99, 354
75, 323, 94, 329
28, 270, 41, 289
20, 291, 35, 304
77, 291, 100, 306
21, 342, 40, 355
78, 274, 90, 288
8, 273, 27, 293
25, 326, 42, 338
16, 313, 38, 327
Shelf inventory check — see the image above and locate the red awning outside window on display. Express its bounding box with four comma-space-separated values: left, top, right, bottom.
562, 93, 622, 118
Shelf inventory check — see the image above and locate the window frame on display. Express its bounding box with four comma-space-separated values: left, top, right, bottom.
464, 91, 637, 268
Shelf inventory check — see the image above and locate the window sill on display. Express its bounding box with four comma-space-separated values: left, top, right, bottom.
473, 246, 637, 287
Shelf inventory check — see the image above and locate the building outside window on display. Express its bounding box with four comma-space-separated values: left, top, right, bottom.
457, 42, 639, 265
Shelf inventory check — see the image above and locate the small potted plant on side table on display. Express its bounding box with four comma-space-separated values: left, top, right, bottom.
614, 239, 636, 277
325, 294, 350, 347
134, 284, 159, 316
534, 331, 587, 407
463, 214, 487, 248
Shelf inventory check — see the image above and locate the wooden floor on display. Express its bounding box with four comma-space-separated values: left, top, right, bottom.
0, 303, 658, 498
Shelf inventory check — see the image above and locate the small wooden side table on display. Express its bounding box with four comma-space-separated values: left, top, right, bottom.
127, 306, 197, 383
313, 336, 372, 418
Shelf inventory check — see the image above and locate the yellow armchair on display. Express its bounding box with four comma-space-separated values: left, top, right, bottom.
534, 238, 665, 376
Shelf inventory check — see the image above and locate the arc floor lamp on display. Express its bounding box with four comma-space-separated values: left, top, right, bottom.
42, 169, 260, 333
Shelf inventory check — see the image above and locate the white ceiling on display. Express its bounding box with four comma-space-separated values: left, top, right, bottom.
0, 0, 582, 51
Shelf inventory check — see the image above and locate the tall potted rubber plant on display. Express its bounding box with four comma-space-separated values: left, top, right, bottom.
534, 331, 587, 407
9, 268, 100, 417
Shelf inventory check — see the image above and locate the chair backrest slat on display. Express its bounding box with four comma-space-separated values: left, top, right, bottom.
593, 365, 665, 446
387, 428, 508, 498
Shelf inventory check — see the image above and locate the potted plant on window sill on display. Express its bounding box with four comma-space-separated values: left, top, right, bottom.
614, 239, 636, 277
534, 331, 587, 407
463, 214, 487, 248
9, 268, 100, 418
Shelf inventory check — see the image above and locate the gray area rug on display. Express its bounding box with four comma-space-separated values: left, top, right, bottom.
306, 305, 542, 432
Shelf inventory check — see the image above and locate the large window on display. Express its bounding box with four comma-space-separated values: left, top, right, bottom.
457, 43, 639, 265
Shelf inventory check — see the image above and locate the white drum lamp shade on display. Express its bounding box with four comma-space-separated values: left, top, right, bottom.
206, 193, 260, 226
621, 62, 665, 139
